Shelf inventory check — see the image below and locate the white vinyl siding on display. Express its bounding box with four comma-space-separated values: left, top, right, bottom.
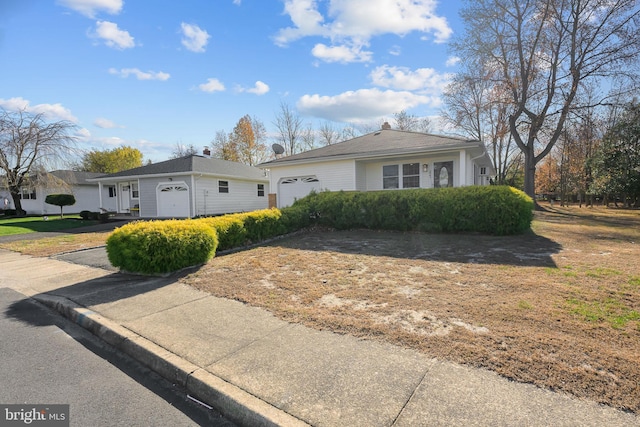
194, 176, 268, 217
19, 184, 108, 215
268, 160, 356, 193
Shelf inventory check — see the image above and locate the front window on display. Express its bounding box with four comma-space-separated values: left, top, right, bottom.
384, 163, 421, 189
108, 186, 116, 197
257, 184, 265, 197
402, 163, 420, 188
219, 180, 229, 193
20, 188, 36, 200
383, 165, 399, 189
131, 183, 139, 199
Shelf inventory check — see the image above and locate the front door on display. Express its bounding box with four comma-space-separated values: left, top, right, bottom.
119, 183, 130, 212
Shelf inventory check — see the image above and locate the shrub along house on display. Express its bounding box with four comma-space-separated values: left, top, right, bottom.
0, 170, 116, 215
88, 153, 269, 218
259, 123, 495, 208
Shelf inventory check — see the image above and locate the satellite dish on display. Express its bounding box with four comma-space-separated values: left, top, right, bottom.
272, 143, 285, 155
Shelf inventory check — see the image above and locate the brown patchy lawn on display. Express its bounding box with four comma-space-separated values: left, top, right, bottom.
0, 232, 110, 257
3, 206, 639, 412
183, 205, 640, 413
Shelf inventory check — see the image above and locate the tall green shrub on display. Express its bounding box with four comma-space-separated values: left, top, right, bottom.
45, 194, 76, 218
289, 186, 533, 235
106, 220, 218, 274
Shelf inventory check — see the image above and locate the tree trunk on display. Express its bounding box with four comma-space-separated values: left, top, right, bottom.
523, 148, 537, 202
9, 191, 25, 216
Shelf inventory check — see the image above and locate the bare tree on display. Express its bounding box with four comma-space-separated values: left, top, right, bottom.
273, 102, 303, 156
417, 117, 432, 133
0, 109, 77, 215
340, 124, 360, 141
441, 63, 521, 185
393, 110, 419, 131
454, 0, 640, 199
300, 123, 316, 151
318, 121, 340, 146
170, 141, 199, 159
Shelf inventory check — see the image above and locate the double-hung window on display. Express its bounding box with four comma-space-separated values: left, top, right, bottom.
219, 180, 229, 193
383, 165, 399, 189
383, 163, 420, 189
257, 184, 265, 197
19, 188, 36, 200
402, 163, 420, 188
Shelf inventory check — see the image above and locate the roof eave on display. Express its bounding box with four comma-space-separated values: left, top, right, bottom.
259, 142, 485, 168
88, 170, 268, 183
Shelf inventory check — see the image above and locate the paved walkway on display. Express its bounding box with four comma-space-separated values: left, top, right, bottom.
0, 249, 637, 426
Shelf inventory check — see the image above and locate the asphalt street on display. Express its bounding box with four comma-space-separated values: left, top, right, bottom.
0, 287, 236, 427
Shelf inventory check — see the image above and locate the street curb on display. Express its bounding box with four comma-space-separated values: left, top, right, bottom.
33, 293, 310, 427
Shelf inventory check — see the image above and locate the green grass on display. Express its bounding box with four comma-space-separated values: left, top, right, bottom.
0, 215, 97, 236
567, 297, 640, 329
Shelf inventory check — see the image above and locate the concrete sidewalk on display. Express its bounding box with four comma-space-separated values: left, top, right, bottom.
0, 249, 637, 427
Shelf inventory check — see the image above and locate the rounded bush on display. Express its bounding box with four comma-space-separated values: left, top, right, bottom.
106, 219, 218, 274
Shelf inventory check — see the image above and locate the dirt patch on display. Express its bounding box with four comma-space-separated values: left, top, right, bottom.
0, 232, 110, 257
183, 206, 640, 413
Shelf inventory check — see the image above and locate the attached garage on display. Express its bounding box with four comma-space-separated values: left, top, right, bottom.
278, 176, 321, 207
157, 182, 190, 218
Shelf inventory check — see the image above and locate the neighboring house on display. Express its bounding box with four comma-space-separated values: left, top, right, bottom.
88, 154, 269, 218
259, 123, 496, 208
0, 170, 116, 215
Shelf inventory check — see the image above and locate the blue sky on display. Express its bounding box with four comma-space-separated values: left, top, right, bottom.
0, 0, 464, 163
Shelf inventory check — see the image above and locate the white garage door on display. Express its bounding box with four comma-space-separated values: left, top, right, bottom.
157, 183, 190, 217
279, 176, 321, 207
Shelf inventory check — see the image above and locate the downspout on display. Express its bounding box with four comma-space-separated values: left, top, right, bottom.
98, 182, 103, 210
470, 145, 489, 185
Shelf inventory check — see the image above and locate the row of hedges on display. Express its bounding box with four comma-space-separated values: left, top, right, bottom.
290, 186, 534, 235
80, 210, 112, 222
106, 186, 533, 274
106, 209, 292, 274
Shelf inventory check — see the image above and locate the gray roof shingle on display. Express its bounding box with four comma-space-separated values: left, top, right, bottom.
49, 170, 106, 184
260, 129, 481, 166
90, 155, 267, 181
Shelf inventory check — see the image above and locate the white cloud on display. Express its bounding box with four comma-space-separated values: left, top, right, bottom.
445, 56, 461, 67
233, 0, 242, 5
237, 81, 270, 95
57, 0, 123, 18
93, 117, 122, 128
297, 88, 433, 122
0, 97, 78, 122
180, 23, 210, 53
92, 21, 135, 49
274, 0, 328, 46
75, 128, 92, 139
389, 45, 402, 56
311, 43, 372, 63
108, 68, 170, 81
275, 0, 452, 63
369, 65, 452, 93
198, 78, 226, 93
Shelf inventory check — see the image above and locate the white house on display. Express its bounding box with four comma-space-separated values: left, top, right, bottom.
1, 170, 117, 215
89, 154, 269, 218
259, 124, 496, 208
